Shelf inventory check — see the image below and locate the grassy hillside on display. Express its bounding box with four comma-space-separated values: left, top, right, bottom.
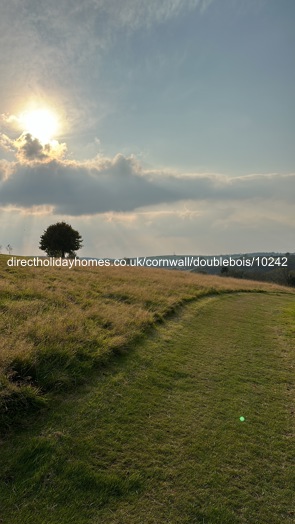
0, 254, 293, 431
0, 292, 294, 523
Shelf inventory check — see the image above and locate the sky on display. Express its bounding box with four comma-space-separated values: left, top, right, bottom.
0, 0, 294, 257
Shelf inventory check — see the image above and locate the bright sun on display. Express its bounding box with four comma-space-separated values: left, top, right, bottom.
20, 108, 59, 144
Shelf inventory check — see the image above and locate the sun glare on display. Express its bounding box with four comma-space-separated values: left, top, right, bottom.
20, 108, 59, 144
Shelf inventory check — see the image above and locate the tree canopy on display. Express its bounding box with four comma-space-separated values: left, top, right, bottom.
39, 222, 83, 258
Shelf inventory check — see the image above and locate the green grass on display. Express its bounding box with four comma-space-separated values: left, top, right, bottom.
1, 254, 290, 430
0, 293, 294, 523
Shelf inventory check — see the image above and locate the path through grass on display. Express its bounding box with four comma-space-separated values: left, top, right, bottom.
0, 293, 294, 523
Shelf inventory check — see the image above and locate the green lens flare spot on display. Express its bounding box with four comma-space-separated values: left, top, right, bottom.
239, 416, 245, 422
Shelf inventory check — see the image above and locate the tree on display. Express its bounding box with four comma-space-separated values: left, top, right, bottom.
6, 244, 13, 255
39, 222, 83, 258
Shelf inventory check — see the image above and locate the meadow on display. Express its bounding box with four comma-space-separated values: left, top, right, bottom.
0, 254, 289, 427
0, 255, 294, 523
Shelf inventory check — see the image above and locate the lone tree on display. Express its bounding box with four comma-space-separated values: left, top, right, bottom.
39, 222, 83, 258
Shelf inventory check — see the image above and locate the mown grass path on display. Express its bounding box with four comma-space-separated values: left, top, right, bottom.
1, 293, 294, 523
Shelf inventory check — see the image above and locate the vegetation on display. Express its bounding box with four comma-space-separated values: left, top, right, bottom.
0, 254, 294, 522
0, 291, 294, 523
189, 253, 295, 287
39, 221, 83, 258
1, 255, 292, 430
220, 256, 295, 287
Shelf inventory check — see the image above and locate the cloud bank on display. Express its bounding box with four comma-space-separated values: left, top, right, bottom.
0, 133, 294, 217
1, 128, 293, 257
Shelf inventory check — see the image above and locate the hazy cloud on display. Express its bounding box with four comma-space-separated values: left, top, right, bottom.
0, 0, 213, 130
90, 0, 213, 30
0, 133, 15, 154
0, 150, 294, 216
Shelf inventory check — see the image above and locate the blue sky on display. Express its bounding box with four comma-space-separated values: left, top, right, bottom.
0, 0, 294, 257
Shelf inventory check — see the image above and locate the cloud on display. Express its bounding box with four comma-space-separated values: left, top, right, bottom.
0, 124, 67, 163
15, 134, 46, 161
0, 160, 14, 182
0, 0, 215, 136
0, 148, 294, 216
0, 133, 15, 153
92, 0, 213, 30
14, 134, 67, 163
1, 195, 293, 258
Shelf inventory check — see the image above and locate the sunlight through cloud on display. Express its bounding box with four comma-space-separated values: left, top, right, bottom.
19, 109, 59, 144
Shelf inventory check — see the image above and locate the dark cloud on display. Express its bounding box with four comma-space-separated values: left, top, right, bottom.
15, 134, 47, 161
0, 153, 294, 216
12, 133, 67, 163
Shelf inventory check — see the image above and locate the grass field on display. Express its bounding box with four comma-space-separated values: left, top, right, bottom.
0, 254, 290, 428
0, 256, 294, 523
